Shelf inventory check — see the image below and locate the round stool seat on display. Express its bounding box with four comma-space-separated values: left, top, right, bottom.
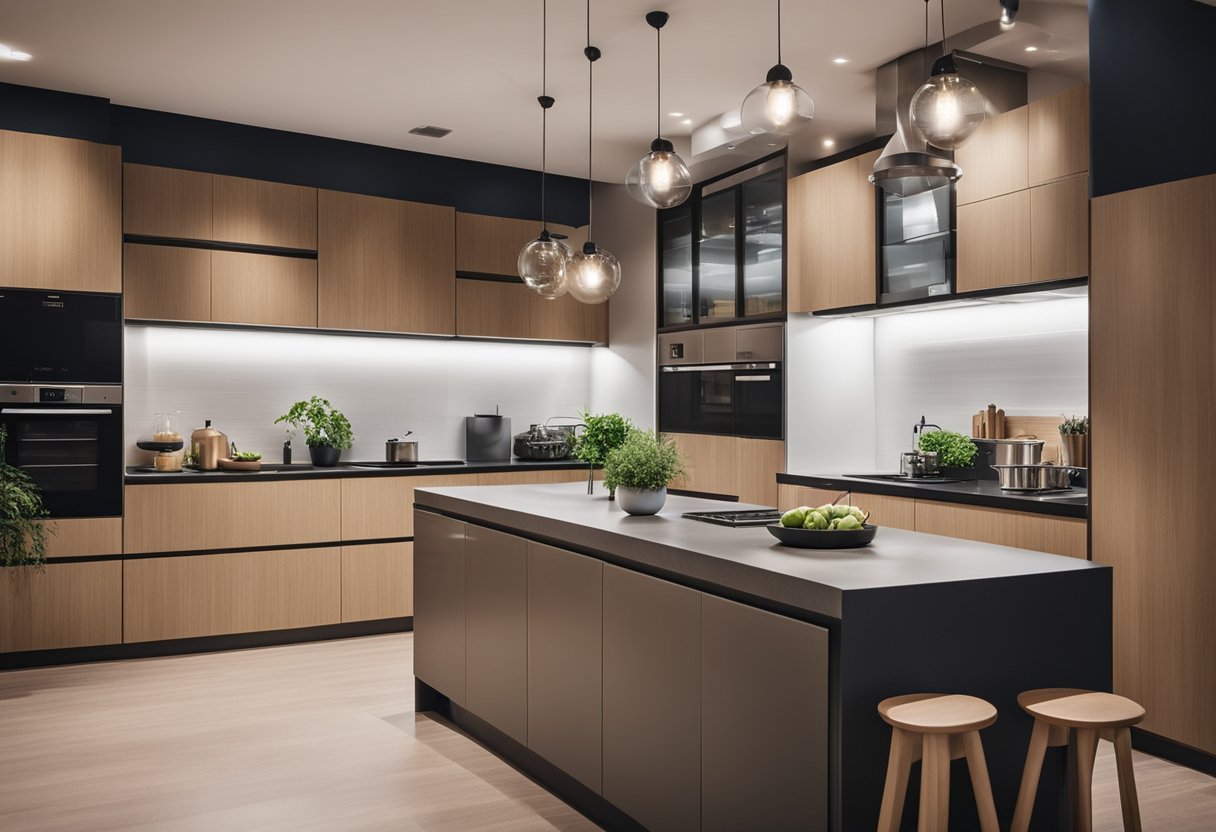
878, 693, 998, 734
1018, 688, 1145, 729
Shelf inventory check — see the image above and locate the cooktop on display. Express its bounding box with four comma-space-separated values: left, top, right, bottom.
682, 509, 782, 527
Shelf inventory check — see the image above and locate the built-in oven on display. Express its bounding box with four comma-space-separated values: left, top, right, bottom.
658, 362, 783, 440
0, 288, 124, 518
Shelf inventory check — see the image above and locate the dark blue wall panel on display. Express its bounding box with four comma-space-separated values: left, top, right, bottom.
1089, 0, 1216, 196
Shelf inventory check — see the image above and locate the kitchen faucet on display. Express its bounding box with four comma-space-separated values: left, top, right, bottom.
912, 415, 941, 447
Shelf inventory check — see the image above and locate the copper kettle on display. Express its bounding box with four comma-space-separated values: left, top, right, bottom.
191, 419, 228, 471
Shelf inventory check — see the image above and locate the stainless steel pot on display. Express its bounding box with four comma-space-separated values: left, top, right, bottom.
991, 438, 1045, 466
991, 463, 1076, 491
386, 433, 418, 463
513, 417, 582, 460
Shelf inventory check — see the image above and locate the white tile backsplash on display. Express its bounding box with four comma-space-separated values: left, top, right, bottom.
124, 325, 594, 465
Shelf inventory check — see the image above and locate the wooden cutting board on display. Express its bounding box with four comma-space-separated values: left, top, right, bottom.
1002, 415, 1066, 463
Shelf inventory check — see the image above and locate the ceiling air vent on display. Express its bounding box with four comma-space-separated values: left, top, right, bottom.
408, 125, 452, 138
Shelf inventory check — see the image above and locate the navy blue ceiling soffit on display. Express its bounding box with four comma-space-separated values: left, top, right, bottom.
0, 81, 589, 226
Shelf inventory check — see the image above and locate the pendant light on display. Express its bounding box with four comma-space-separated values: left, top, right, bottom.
908, 0, 986, 151
517, 0, 571, 299
567, 0, 621, 306
739, 0, 814, 136
625, 11, 691, 209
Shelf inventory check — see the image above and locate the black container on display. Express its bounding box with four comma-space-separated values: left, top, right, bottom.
309, 444, 341, 467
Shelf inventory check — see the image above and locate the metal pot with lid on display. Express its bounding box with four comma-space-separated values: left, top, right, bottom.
386, 431, 418, 463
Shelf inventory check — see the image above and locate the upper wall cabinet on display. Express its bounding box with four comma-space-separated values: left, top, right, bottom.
318, 189, 455, 336
1029, 84, 1090, 186
954, 106, 1030, 206
455, 212, 583, 278
455, 279, 608, 344
123, 163, 318, 251
788, 149, 880, 313
0, 129, 121, 293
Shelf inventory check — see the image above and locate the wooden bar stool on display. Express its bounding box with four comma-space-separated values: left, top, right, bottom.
876, 693, 1000, 832
1011, 688, 1145, 832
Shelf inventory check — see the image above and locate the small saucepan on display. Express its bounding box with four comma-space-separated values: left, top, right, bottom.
386, 432, 418, 463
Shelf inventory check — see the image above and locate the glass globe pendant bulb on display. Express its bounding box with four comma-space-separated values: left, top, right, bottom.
739, 65, 814, 136
566, 242, 620, 305
909, 58, 986, 151
518, 230, 571, 299
627, 139, 692, 209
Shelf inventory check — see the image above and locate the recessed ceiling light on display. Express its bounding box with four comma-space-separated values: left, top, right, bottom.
1024, 45, 1038, 52
832, 57, 849, 64
0, 44, 32, 61
727, 144, 737, 150
681, 118, 693, 126
767, 142, 778, 147
823, 138, 836, 148
668, 111, 683, 118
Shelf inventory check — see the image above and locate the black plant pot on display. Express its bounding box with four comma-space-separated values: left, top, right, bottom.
309, 444, 342, 467
940, 465, 978, 480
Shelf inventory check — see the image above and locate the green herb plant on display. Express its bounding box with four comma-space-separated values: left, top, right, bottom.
0, 426, 50, 573
917, 429, 978, 468
572, 411, 632, 495
1059, 415, 1089, 435
274, 397, 354, 449
603, 430, 685, 494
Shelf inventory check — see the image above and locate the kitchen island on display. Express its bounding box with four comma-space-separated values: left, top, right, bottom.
413, 483, 1111, 832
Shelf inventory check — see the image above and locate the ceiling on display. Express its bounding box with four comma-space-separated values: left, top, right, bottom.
0, 0, 1088, 182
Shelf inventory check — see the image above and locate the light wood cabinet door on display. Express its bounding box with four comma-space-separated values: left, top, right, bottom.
413, 511, 467, 704
955, 105, 1030, 205
1029, 84, 1090, 186
456, 212, 540, 276
775, 484, 916, 531
123, 162, 212, 240
317, 189, 455, 335
211, 250, 318, 327
43, 517, 123, 559
0, 130, 121, 293
702, 595, 829, 832
341, 542, 412, 622
455, 278, 531, 338
913, 501, 1088, 558
788, 150, 880, 312
528, 291, 608, 343
1030, 175, 1089, 283
667, 432, 738, 498
0, 561, 122, 652
123, 243, 211, 321
527, 542, 604, 793
735, 438, 784, 506
123, 548, 341, 642
956, 189, 1032, 292
124, 480, 342, 554
603, 565, 701, 832
341, 476, 413, 540
212, 174, 317, 249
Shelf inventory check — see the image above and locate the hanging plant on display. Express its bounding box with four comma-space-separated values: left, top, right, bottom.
0, 426, 50, 573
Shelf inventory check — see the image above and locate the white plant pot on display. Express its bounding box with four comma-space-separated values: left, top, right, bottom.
616, 486, 667, 516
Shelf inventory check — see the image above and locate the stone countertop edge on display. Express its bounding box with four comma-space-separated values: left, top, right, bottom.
124, 458, 595, 484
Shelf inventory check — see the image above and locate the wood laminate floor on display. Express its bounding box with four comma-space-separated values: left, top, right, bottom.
0, 633, 1213, 831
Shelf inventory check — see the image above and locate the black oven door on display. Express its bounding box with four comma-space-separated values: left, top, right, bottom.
0, 404, 123, 517
0, 289, 122, 384
732, 364, 783, 439
659, 366, 734, 435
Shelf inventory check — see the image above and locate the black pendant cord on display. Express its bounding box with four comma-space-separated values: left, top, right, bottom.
655, 23, 661, 141
776, 0, 782, 66
540, 0, 547, 230
585, 0, 594, 244
939, 0, 948, 57
924, 0, 930, 52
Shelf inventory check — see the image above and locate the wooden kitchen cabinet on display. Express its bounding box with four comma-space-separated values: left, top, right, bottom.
668, 433, 784, 505
775, 483, 917, 530
43, 517, 123, 559
122, 547, 341, 642
212, 174, 317, 249
0, 561, 122, 652
412, 511, 467, 704
124, 480, 342, 554
956, 189, 1032, 292
341, 476, 414, 540
455, 211, 585, 277
913, 500, 1088, 558
0, 129, 121, 293
317, 189, 455, 335
1029, 84, 1090, 186
123, 162, 213, 240
210, 250, 318, 328
341, 542, 412, 622
464, 525, 529, 744
527, 541, 604, 793
455, 278, 531, 338
701, 595, 829, 832
528, 291, 608, 343
602, 565, 702, 832
1030, 175, 1089, 283
787, 150, 880, 312
955, 105, 1030, 205
122, 243, 212, 321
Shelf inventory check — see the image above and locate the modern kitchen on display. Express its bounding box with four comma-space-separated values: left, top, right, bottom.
0, 1, 1212, 831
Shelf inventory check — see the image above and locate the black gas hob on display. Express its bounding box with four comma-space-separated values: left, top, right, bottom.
682, 509, 782, 527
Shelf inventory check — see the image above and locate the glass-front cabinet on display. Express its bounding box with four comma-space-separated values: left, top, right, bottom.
657, 155, 786, 330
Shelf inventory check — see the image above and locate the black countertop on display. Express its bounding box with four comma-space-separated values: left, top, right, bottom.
414, 483, 1105, 620
778, 472, 1088, 519
125, 458, 591, 484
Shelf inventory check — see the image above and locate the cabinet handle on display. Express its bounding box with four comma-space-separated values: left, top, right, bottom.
736, 375, 771, 383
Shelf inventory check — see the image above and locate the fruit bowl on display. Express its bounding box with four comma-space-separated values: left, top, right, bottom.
766, 523, 878, 549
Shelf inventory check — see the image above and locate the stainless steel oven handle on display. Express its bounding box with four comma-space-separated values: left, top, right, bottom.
660, 364, 737, 373
1, 408, 114, 415
736, 375, 772, 382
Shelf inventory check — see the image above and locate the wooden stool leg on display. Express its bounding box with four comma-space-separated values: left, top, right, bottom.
1012, 719, 1051, 832
962, 731, 1000, 832
877, 728, 917, 832
918, 734, 951, 832
1069, 727, 1099, 832
1112, 727, 1143, 832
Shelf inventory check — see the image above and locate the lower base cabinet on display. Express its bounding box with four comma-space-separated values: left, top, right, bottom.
668, 433, 785, 506
340, 542, 412, 622
413, 511, 467, 704
122, 548, 341, 642
0, 561, 122, 652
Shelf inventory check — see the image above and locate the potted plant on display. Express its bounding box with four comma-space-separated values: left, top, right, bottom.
603, 430, 685, 516
917, 429, 979, 479
1, 426, 50, 578
275, 396, 353, 467
1059, 414, 1089, 468
571, 410, 632, 495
